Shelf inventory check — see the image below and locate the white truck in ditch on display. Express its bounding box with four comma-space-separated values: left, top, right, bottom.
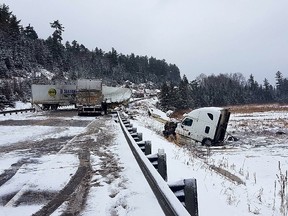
175, 107, 230, 146
163, 107, 230, 146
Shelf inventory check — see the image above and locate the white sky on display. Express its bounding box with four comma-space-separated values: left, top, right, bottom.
3, 0, 288, 85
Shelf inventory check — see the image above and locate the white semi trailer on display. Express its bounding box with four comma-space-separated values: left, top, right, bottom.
31, 80, 132, 112
31, 84, 77, 110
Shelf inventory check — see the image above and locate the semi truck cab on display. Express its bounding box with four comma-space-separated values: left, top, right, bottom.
176, 107, 230, 146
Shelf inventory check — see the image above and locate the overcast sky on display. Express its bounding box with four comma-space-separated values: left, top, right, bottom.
3, 0, 288, 85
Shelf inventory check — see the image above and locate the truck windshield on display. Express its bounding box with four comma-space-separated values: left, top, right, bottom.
182, 118, 193, 127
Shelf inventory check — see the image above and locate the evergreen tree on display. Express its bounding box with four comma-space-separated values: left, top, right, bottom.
0, 4, 20, 37
70, 70, 78, 80
47, 20, 65, 63
71, 40, 80, 51
23, 24, 38, 39
159, 82, 170, 111
108, 47, 118, 66
189, 79, 202, 108
177, 75, 191, 109
9, 14, 21, 37
275, 71, 283, 97
262, 78, 274, 102
0, 4, 11, 26
50, 20, 64, 43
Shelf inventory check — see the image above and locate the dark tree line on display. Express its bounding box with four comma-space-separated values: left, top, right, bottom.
159, 71, 288, 111
0, 4, 181, 104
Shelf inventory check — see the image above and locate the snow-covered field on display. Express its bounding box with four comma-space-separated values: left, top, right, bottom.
0, 100, 288, 215
129, 98, 288, 216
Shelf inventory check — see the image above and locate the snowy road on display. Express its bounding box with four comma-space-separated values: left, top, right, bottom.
0, 110, 163, 216
1, 101, 288, 216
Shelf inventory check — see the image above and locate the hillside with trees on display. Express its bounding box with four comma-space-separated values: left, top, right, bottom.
0, 4, 181, 106
159, 71, 288, 111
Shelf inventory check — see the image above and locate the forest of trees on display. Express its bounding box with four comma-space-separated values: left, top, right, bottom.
0, 4, 181, 104
159, 71, 288, 111
0, 4, 287, 111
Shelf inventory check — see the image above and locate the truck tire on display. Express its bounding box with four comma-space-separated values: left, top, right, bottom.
43, 104, 50, 110
202, 138, 212, 146
51, 104, 58, 110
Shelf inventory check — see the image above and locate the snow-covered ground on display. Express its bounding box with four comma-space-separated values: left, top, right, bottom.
0, 100, 288, 215
128, 98, 288, 216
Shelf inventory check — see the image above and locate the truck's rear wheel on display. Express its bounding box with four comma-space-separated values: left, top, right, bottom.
202, 138, 212, 146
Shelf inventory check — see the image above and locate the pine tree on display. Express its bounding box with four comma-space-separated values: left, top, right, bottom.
275, 71, 283, 91
0, 4, 20, 36
105, 47, 118, 68
0, 4, 11, 25
50, 20, 64, 43
47, 20, 65, 63
159, 82, 170, 110
177, 75, 191, 109
262, 78, 274, 102
23, 24, 38, 39
70, 70, 77, 80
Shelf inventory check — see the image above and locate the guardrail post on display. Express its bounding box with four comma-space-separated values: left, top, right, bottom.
137, 141, 151, 155
168, 179, 198, 216
122, 119, 130, 124
144, 141, 151, 155
138, 133, 142, 142
184, 179, 198, 216
147, 154, 158, 169
130, 132, 142, 142
125, 123, 133, 128
157, 149, 167, 181
147, 149, 167, 181
127, 127, 137, 133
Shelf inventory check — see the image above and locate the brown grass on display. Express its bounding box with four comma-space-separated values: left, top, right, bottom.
225, 104, 288, 114
169, 104, 288, 120
170, 109, 192, 120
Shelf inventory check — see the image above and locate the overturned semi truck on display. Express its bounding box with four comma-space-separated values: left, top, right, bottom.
31, 80, 132, 114
164, 107, 230, 146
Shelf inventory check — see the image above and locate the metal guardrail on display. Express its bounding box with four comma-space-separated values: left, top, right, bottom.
0, 108, 36, 116
118, 112, 197, 216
